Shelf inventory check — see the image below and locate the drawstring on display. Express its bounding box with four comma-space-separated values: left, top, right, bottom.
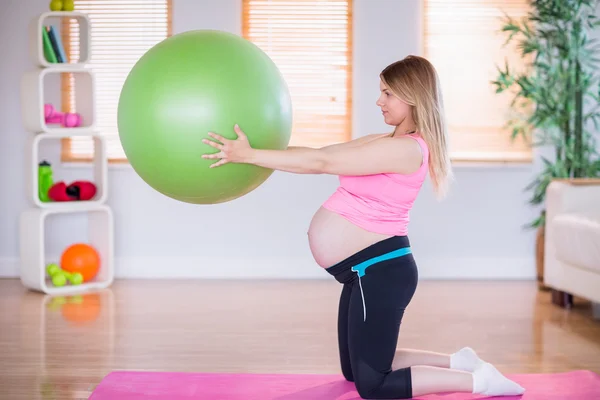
357, 272, 366, 322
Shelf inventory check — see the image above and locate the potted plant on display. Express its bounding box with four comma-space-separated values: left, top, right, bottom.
492, 0, 600, 288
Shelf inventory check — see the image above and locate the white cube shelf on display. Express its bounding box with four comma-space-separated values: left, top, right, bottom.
30, 11, 90, 68
19, 205, 114, 295
20, 12, 114, 295
27, 132, 108, 209
21, 66, 96, 134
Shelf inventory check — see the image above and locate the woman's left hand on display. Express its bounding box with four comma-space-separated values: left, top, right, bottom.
202, 124, 253, 168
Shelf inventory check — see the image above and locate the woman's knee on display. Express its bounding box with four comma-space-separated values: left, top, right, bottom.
353, 363, 412, 399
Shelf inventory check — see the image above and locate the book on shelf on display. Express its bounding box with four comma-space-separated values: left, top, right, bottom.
42, 28, 57, 63
42, 25, 68, 63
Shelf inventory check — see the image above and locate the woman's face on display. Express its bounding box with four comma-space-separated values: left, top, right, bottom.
376, 79, 412, 127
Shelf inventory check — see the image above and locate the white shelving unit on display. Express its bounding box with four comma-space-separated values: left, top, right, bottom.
26, 133, 108, 209
20, 206, 114, 295
21, 66, 96, 134
19, 11, 114, 295
29, 12, 91, 68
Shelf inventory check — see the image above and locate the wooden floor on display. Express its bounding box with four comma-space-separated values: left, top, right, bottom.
1, 279, 599, 399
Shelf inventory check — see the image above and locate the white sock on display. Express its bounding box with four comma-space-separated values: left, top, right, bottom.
450, 347, 484, 372
472, 362, 525, 396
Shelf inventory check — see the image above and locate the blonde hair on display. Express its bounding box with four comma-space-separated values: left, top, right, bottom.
380, 55, 453, 199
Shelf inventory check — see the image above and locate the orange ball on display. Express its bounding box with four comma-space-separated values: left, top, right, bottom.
60, 243, 100, 282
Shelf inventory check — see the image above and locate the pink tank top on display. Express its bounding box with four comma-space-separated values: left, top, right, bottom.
321, 134, 429, 236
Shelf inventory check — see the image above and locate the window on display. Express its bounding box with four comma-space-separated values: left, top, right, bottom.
424, 0, 532, 162
61, 0, 172, 162
242, 0, 353, 148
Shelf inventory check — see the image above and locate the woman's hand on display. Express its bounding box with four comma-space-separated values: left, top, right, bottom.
202, 124, 254, 168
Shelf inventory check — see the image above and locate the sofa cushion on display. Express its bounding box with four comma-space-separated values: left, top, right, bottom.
552, 212, 600, 274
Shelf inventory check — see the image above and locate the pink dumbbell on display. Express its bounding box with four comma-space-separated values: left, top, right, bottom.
44, 104, 82, 127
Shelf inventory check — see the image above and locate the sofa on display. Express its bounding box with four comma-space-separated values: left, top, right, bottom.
544, 179, 600, 319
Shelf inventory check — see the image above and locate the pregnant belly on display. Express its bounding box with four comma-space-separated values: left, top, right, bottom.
307, 207, 393, 268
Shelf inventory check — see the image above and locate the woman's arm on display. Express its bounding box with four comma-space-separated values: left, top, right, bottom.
278, 134, 389, 173
246, 147, 325, 174
201, 125, 421, 175
286, 133, 387, 153
320, 133, 388, 153
247, 136, 421, 175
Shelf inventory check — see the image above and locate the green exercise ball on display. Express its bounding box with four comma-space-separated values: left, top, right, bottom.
117, 30, 292, 204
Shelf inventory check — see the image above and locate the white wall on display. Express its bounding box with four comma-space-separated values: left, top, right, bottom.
0, 0, 544, 280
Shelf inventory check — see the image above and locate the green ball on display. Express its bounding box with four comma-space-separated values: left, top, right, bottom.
117, 30, 293, 204
62, 0, 74, 11
49, 0, 62, 11
69, 272, 84, 285
52, 274, 66, 287
46, 263, 60, 276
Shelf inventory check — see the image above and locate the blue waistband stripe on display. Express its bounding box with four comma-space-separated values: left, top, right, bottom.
351, 247, 412, 277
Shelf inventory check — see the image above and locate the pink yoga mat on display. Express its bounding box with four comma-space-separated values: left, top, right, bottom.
89, 370, 600, 400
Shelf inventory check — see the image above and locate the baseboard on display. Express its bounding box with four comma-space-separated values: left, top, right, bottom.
0, 256, 536, 280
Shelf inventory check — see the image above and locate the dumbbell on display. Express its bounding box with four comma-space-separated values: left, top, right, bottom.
46, 263, 83, 286
44, 104, 82, 127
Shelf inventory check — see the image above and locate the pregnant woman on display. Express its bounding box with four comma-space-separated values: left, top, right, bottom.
202, 55, 525, 399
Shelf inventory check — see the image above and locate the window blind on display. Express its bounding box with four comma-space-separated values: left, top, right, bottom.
242, 0, 352, 148
61, 0, 172, 162
424, 0, 532, 162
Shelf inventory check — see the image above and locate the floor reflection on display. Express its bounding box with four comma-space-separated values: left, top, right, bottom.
2, 279, 599, 400
17, 288, 115, 400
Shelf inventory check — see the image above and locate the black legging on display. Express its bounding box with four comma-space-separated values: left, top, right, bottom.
326, 235, 419, 399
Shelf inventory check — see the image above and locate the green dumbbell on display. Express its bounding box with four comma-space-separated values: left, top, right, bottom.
46, 263, 84, 286
65, 271, 84, 285
47, 263, 66, 286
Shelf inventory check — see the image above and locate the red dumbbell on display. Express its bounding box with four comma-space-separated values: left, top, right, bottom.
44, 104, 82, 127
